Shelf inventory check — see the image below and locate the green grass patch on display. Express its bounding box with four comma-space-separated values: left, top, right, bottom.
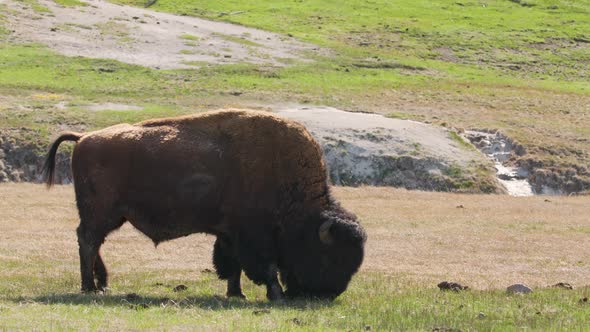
449, 130, 475, 150
53, 0, 87, 6
179, 33, 200, 41
178, 49, 196, 55
0, 44, 169, 98
110, 0, 590, 92
16, 0, 51, 13
1, 271, 590, 330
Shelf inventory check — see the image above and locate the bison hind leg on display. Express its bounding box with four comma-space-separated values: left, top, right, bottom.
77, 225, 101, 293
213, 237, 245, 299
76, 213, 125, 293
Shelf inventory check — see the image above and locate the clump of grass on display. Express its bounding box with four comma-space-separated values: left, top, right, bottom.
95, 20, 134, 43
211, 32, 263, 47
54, 0, 87, 7
179, 49, 196, 55
386, 111, 414, 120
18, 0, 51, 13
179, 33, 200, 41
449, 130, 474, 150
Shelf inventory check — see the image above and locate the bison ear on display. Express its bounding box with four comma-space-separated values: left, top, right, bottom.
318, 220, 334, 245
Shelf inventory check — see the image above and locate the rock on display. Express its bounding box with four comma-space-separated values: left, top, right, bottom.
477, 312, 486, 319
437, 281, 469, 291
506, 284, 532, 294
0, 160, 4, 171
9, 170, 21, 182
552, 282, 573, 290
0, 171, 7, 182
173, 284, 188, 292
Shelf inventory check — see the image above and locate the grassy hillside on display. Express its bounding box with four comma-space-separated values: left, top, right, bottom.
0, 0, 589, 191
1, 184, 590, 330
116, 0, 590, 86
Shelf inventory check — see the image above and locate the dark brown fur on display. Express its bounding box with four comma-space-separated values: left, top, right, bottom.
44, 109, 366, 300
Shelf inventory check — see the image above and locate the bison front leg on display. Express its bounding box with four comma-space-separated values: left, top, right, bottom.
213, 236, 246, 299
263, 263, 283, 301
94, 253, 108, 291
234, 226, 284, 301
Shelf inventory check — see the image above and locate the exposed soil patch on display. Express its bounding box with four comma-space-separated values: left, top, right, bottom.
82, 103, 143, 112
3, 0, 321, 69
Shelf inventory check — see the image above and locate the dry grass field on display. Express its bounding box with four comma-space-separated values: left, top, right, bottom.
2, 184, 589, 289
1, 183, 590, 330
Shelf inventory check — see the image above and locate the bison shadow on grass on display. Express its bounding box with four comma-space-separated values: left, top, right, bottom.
20, 293, 337, 311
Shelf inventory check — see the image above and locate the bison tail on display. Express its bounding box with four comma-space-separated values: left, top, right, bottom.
43, 132, 83, 188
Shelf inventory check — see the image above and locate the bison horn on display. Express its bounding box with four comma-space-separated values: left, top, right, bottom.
318, 220, 334, 245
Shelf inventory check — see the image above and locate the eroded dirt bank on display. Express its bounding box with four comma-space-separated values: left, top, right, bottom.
1, 104, 586, 195
1, 105, 504, 194
276, 106, 502, 193
464, 130, 590, 195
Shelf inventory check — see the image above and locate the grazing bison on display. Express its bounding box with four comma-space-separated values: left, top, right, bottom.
43, 109, 366, 300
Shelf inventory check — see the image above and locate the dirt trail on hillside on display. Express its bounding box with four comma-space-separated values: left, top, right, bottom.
3, 0, 320, 69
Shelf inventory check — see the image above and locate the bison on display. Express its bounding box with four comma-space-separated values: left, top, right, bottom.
43, 109, 366, 300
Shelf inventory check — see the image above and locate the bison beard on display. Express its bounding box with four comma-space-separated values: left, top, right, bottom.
43, 109, 366, 301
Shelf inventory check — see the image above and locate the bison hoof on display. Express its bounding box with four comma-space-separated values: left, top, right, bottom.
81, 286, 98, 294
266, 284, 284, 301
227, 291, 247, 299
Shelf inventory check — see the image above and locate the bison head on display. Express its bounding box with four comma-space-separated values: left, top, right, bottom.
279, 206, 366, 299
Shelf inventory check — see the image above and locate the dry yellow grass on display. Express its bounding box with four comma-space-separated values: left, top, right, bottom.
1, 183, 589, 291
340, 186, 590, 289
